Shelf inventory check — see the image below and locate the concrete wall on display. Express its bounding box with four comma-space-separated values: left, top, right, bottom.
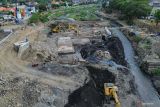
18, 41, 29, 58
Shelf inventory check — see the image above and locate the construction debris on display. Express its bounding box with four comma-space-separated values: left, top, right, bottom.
95, 50, 112, 60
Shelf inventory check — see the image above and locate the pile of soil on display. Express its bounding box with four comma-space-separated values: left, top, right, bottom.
105, 37, 126, 66
65, 66, 115, 107
65, 81, 103, 107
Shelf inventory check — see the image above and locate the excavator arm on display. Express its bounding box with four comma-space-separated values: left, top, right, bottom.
111, 88, 121, 107
104, 83, 121, 107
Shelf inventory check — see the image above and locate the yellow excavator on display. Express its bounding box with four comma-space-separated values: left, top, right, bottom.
104, 83, 121, 107
52, 21, 78, 33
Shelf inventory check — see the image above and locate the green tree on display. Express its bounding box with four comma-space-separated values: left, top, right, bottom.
38, 4, 47, 12
154, 10, 160, 26
29, 13, 40, 24
109, 0, 151, 22
1, 0, 8, 5
35, 0, 50, 5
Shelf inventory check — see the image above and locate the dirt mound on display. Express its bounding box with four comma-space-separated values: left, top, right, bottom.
105, 37, 126, 66
65, 66, 115, 107
21, 39, 58, 63
65, 81, 103, 107
87, 66, 115, 89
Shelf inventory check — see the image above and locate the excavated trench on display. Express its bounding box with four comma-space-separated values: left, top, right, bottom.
65, 37, 125, 107
65, 67, 115, 107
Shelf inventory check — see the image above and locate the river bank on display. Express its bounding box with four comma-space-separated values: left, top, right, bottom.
95, 11, 160, 105
111, 29, 160, 106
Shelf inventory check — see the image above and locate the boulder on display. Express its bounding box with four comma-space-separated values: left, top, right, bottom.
152, 76, 160, 94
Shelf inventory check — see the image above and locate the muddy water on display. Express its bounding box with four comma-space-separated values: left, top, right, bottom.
111, 29, 160, 106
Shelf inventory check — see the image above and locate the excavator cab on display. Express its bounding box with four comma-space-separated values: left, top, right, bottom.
52, 26, 60, 33
104, 83, 121, 107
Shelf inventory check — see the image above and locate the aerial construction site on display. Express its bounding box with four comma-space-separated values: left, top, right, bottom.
0, 0, 160, 107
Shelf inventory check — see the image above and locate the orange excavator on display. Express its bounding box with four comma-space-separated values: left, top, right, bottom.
104, 83, 121, 107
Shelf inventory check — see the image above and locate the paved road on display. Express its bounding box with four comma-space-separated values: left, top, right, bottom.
111, 29, 160, 106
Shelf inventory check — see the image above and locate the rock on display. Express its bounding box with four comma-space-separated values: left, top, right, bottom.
152, 76, 160, 94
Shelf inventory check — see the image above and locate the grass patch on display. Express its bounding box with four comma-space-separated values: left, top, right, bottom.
152, 67, 160, 76
132, 36, 143, 43
140, 39, 152, 49
29, 4, 98, 23
50, 4, 98, 21
29, 12, 52, 24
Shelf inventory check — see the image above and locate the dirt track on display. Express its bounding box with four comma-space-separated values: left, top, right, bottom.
0, 25, 80, 89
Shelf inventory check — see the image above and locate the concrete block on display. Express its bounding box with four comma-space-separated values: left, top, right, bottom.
72, 38, 90, 45
14, 38, 29, 58
3, 29, 12, 33
58, 37, 75, 54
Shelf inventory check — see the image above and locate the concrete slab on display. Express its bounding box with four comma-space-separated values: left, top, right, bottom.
58, 37, 75, 54
72, 38, 90, 45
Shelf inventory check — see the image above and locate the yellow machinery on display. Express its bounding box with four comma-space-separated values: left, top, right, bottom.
52, 25, 60, 33
104, 83, 121, 107
52, 22, 66, 33
52, 21, 78, 34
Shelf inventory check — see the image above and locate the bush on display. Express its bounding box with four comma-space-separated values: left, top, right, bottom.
105, 8, 112, 14
133, 36, 142, 43
143, 39, 151, 49
52, 4, 60, 9
143, 44, 151, 49
29, 12, 50, 24
127, 20, 134, 25
152, 68, 160, 76
0, 11, 13, 15
39, 13, 49, 23
28, 13, 40, 24
39, 4, 47, 12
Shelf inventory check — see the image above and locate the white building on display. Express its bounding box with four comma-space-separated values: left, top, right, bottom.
150, 0, 160, 7
72, 0, 97, 4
